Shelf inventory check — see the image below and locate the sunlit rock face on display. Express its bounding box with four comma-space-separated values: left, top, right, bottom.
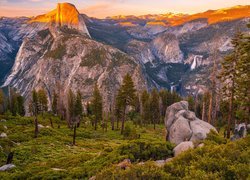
30, 3, 90, 36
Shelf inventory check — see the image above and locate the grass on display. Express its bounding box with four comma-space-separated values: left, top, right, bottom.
0, 115, 167, 179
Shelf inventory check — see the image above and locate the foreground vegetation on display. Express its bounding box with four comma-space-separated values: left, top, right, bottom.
0, 115, 171, 179
0, 115, 249, 179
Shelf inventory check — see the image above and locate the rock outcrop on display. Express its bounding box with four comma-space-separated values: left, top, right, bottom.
165, 101, 217, 145
30, 3, 90, 37
3, 26, 146, 110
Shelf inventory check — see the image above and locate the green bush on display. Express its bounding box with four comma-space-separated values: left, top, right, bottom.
123, 124, 138, 140
205, 129, 227, 145
119, 139, 174, 162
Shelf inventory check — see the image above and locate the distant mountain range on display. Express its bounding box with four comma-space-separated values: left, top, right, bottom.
0, 3, 249, 108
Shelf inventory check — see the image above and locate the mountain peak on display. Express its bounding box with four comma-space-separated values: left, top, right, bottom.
30, 2, 90, 36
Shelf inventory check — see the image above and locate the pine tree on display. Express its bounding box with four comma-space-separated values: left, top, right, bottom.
159, 89, 169, 118
52, 91, 58, 116
91, 83, 103, 130
16, 95, 25, 116
31, 90, 39, 138
141, 90, 150, 125
116, 74, 136, 134
234, 27, 250, 125
219, 31, 243, 138
0, 89, 5, 114
37, 89, 48, 116
150, 88, 160, 129
67, 89, 75, 127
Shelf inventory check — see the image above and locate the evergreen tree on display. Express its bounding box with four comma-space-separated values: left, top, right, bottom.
150, 88, 160, 129
37, 89, 48, 116
219, 31, 243, 138
52, 91, 58, 116
0, 89, 5, 114
187, 95, 195, 112
159, 89, 169, 118
16, 95, 25, 116
91, 83, 103, 130
31, 90, 39, 138
67, 89, 75, 127
116, 74, 136, 134
234, 27, 250, 124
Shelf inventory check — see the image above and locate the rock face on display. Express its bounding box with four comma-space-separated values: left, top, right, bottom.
165, 101, 217, 145
30, 3, 90, 36
173, 141, 194, 156
151, 33, 184, 64
3, 25, 146, 110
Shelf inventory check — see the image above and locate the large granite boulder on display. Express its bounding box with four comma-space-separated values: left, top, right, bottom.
165, 101, 217, 145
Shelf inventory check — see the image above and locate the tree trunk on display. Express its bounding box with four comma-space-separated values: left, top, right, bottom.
49, 118, 54, 128
94, 117, 97, 130
73, 124, 76, 145
121, 108, 126, 134
34, 116, 38, 138
202, 100, 206, 121
208, 93, 213, 124
227, 82, 235, 139
111, 112, 115, 130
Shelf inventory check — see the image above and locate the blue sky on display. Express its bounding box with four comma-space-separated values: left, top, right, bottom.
0, 0, 249, 18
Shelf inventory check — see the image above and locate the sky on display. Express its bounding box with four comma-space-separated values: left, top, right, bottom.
0, 0, 249, 18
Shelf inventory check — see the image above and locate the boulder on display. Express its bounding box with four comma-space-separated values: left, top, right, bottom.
165, 101, 188, 131
168, 116, 192, 145
165, 101, 217, 145
0, 164, 16, 171
231, 123, 247, 141
173, 141, 194, 156
155, 160, 165, 167
38, 124, 44, 130
0, 133, 7, 138
117, 159, 131, 170
190, 119, 217, 142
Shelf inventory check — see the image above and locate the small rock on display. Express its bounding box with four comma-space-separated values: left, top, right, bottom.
155, 160, 165, 167
38, 124, 44, 130
0, 133, 7, 138
4, 126, 7, 129
197, 143, 204, 148
51, 168, 65, 171
138, 162, 145, 166
165, 158, 173, 163
173, 141, 194, 157
89, 176, 96, 180
46, 126, 50, 128
117, 159, 131, 170
0, 164, 16, 171
0, 119, 6, 122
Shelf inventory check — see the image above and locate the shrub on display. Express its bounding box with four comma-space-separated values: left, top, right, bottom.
119, 139, 174, 162
205, 129, 227, 145
123, 124, 138, 140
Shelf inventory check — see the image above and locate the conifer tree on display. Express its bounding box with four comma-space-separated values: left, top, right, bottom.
37, 89, 48, 117
52, 91, 58, 116
219, 31, 243, 138
91, 83, 103, 130
0, 89, 5, 114
31, 90, 39, 138
140, 90, 150, 125
116, 74, 136, 134
150, 88, 160, 129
